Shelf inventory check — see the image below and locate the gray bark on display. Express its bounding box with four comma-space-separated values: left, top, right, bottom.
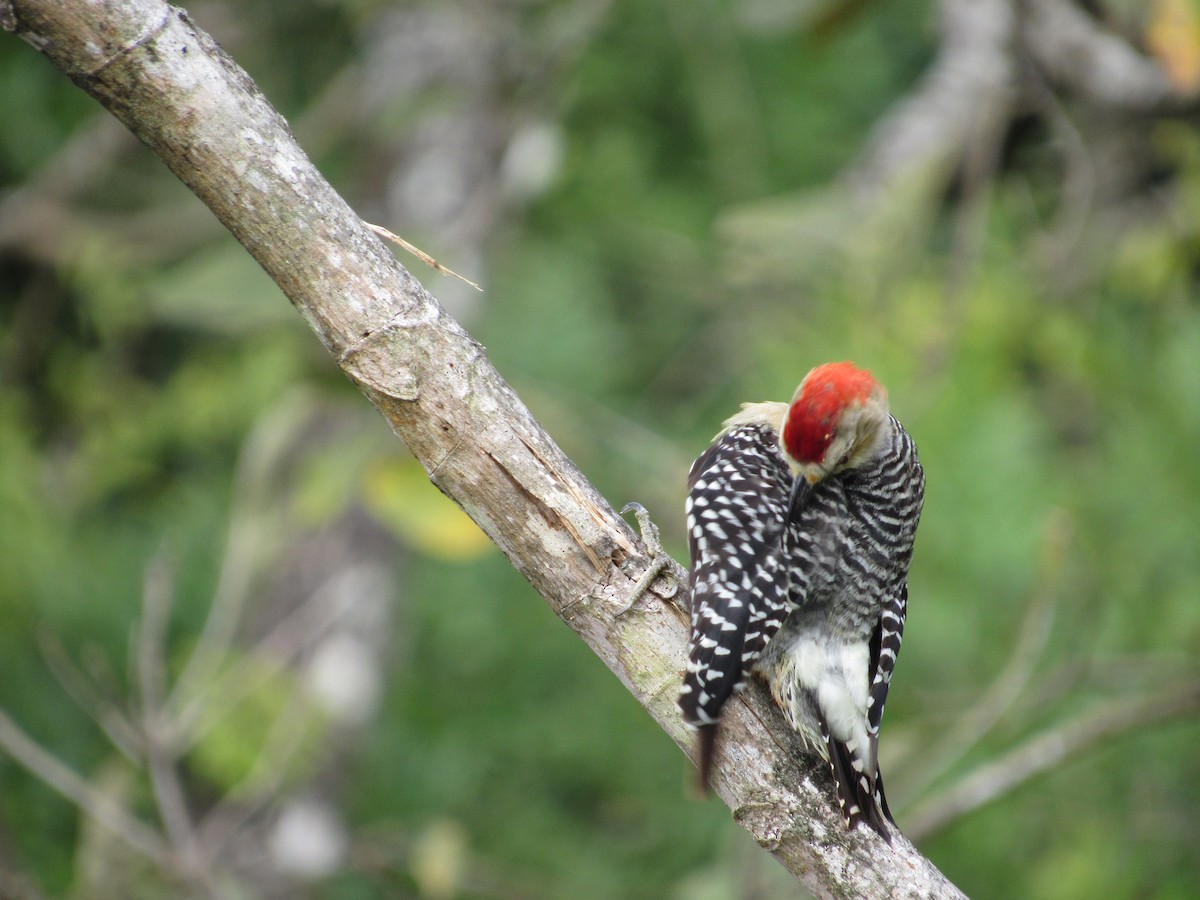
2, 1, 966, 896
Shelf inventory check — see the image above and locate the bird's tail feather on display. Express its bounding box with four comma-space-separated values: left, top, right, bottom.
823, 721, 891, 842
695, 723, 718, 792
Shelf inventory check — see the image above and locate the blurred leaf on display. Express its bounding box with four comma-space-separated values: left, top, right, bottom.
1027, 821, 1136, 900
291, 422, 385, 526
1146, 0, 1200, 94
411, 818, 468, 899
188, 656, 328, 797
144, 243, 297, 333
361, 457, 492, 561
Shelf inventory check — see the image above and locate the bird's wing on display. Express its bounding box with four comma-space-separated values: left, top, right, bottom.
679, 424, 794, 734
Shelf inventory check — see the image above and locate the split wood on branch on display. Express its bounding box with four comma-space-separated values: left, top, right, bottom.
1, 2, 965, 897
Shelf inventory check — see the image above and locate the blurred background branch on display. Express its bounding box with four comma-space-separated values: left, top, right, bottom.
905, 678, 1200, 841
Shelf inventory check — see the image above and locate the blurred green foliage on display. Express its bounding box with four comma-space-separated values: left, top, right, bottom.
2, 1, 1199, 898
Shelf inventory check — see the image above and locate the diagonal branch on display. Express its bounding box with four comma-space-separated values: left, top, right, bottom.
899, 510, 1067, 802
904, 680, 1200, 842
0, 706, 169, 866
1, 2, 964, 896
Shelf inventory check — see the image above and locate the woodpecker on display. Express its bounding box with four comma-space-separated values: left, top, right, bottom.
678, 361, 923, 838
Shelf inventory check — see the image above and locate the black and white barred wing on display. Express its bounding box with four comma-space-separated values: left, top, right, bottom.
679, 424, 793, 733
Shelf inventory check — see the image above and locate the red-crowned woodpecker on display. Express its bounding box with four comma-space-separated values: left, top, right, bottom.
679, 362, 923, 838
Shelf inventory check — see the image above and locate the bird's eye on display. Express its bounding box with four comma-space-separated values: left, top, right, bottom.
837, 451, 851, 468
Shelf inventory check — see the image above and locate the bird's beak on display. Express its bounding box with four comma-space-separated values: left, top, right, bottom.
787, 474, 812, 522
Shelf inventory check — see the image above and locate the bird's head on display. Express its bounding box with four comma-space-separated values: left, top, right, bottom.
780, 362, 891, 484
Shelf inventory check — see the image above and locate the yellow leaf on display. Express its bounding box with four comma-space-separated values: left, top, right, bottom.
1147, 0, 1200, 93
361, 458, 493, 561
411, 819, 468, 899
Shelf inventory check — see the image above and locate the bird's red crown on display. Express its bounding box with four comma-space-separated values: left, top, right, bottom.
781, 362, 879, 464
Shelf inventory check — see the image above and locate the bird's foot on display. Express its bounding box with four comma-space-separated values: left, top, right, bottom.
616, 502, 681, 616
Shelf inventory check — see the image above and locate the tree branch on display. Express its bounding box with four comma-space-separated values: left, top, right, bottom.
1019, 0, 1192, 115
0, 706, 169, 866
904, 680, 1200, 842
2, 1, 964, 895
846, 0, 1016, 207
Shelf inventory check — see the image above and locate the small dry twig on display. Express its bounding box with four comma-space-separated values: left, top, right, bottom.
365, 222, 482, 291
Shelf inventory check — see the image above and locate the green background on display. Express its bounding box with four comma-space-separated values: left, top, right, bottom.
1, 1, 1198, 897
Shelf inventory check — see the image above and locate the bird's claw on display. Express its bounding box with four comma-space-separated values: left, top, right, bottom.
617, 502, 680, 616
